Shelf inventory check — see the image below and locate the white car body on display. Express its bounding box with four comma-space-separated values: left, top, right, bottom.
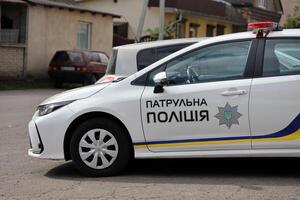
97, 38, 206, 83
29, 29, 300, 164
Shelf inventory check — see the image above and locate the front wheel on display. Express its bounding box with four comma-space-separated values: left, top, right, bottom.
70, 118, 132, 177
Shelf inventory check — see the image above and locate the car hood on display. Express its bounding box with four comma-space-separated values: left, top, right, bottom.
40, 83, 110, 105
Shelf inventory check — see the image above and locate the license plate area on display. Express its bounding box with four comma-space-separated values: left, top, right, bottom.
61, 66, 75, 71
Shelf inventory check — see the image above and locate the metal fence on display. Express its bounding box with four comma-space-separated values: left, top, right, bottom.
0, 29, 20, 44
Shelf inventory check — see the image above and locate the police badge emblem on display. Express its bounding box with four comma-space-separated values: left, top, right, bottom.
215, 102, 242, 128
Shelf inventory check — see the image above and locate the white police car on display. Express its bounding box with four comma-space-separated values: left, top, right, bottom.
28, 22, 300, 176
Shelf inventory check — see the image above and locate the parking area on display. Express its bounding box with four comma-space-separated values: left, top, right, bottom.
1, 89, 300, 200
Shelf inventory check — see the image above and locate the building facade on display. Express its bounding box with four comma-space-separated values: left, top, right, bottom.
280, 0, 300, 26
0, 0, 118, 79
78, 0, 282, 46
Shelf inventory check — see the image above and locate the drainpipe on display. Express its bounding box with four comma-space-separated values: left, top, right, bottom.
158, 0, 165, 40
136, 0, 149, 43
0, 4, 2, 40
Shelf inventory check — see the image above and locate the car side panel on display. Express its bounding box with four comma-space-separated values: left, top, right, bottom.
250, 75, 300, 149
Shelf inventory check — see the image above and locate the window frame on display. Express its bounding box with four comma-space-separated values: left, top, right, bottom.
254, 37, 300, 78
131, 39, 258, 86
257, 0, 267, 9
77, 21, 91, 50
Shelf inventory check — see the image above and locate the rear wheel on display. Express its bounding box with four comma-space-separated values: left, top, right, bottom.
83, 74, 97, 86
54, 79, 63, 88
70, 118, 131, 177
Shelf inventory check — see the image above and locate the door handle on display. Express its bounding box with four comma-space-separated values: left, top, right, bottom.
221, 90, 247, 96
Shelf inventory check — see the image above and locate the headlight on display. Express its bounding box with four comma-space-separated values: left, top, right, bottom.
37, 100, 74, 116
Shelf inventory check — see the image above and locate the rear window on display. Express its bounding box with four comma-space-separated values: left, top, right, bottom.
51, 51, 83, 64
106, 49, 118, 74
52, 51, 69, 63
137, 43, 195, 71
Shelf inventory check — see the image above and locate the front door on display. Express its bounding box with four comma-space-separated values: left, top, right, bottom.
141, 40, 255, 152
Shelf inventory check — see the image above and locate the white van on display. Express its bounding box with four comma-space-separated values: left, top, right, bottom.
98, 38, 206, 83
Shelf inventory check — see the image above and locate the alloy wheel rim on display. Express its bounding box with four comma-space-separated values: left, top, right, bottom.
79, 129, 119, 169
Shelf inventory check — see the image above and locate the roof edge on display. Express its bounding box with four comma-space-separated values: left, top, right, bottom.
22, 0, 121, 18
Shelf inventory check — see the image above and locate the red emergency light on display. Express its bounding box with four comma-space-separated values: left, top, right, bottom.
248, 21, 275, 30
248, 21, 282, 37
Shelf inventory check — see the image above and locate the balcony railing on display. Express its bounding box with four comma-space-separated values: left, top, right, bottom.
0, 29, 20, 44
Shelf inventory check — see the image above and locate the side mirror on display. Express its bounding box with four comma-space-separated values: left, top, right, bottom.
153, 72, 167, 93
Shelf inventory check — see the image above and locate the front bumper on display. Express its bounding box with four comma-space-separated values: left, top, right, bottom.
28, 106, 75, 160
28, 120, 43, 156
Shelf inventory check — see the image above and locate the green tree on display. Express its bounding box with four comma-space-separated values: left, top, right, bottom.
284, 6, 300, 28
145, 24, 174, 41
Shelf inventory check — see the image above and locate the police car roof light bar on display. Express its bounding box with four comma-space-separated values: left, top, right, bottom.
248, 21, 282, 38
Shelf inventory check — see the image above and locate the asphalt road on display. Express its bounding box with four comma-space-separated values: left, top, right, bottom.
1, 89, 300, 200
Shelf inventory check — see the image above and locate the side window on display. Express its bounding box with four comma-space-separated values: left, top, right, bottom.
160, 41, 251, 85
99, 53, 109, 65
90, 53, 100, 63
137, 48, 157, 71
263, 39, 300, 77
68, 52, 84, 64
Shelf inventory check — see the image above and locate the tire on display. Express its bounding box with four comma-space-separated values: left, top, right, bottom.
54, 79, 63, 88
83, 74, 97, 86
70, 118, 132, 177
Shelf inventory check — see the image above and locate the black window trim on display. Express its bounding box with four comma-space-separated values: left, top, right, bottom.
132, 38, 258, 86
254, 37, 300, 79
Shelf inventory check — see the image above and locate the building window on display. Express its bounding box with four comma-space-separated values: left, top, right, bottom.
216, 25, 225, 36
189, 23, 200, 37
0, 4, 27, 44
257, 0, 267, 9
77, 22, 91, 49
206, 24, 215, 37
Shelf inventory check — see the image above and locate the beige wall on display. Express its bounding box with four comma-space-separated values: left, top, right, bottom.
0, 45, 24, 78
280, 0, 300, 26
78, 0, 160, 40
26, 5, 113, 78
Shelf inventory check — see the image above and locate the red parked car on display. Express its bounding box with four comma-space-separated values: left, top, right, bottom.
48, 50, 109, 88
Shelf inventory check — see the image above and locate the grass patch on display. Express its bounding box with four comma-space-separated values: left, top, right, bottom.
0, 80, 51, 90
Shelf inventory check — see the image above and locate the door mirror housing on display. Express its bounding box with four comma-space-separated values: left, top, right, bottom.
153, 72, 167, 93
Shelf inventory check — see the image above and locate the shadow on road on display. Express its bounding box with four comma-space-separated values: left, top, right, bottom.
45, 158, 300, 186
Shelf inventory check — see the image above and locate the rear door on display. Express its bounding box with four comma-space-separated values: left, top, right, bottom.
250, 38, 300, 149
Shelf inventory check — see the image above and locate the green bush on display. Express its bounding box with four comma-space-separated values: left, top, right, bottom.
284, 6, 300, 28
